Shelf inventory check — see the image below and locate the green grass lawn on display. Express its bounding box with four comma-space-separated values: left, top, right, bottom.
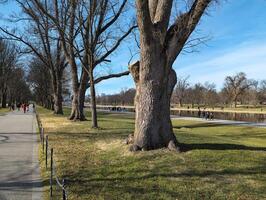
172, 105, 266, 114
37, 106, 266, 200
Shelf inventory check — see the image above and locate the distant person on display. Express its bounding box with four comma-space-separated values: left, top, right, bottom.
205, 111, 209, 120
202, 108, 206, 118
33, 103, 35, 112
23, 103, 27, 113
197, 107, 201, 118
27, 103, 29, 112
210, 112, 214, 120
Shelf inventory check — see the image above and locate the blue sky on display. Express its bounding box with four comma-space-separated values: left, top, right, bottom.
95, 0, 266, 94
1, 0, 266, 94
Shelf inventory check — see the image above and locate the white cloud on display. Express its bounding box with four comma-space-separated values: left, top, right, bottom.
174, 40, 266, 89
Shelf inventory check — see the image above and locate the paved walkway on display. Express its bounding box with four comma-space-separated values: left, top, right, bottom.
0, 106, 42, 200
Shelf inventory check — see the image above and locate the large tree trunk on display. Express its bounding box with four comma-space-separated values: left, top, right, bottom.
53, 79, 63, 114
129, 57, 179, 151
1, 91, 7, 108
69, 70, 88, 121
69, 91, 83, 120
51, 71, 64, 115
133, 0, 212, 151
89, 69, 98, 128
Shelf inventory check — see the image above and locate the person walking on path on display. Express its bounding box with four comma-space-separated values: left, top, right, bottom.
23, 103, 27, 113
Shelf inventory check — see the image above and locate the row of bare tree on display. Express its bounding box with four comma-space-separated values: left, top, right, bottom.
96, 88, 136, 106
1, 0, 136, 128
172, 72, 266, 108
96, 72, 266, 108
1, 0, 217, 151
0, 39, 32, 108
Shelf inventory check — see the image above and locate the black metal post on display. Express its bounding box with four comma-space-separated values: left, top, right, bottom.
39, 124, 42, 141
46, 135, 48, 169
42, 128, 44, 152
50, 148, 53, 199
62, 179, 66, 200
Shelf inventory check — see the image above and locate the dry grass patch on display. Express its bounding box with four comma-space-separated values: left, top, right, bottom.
37, 106, 266, 200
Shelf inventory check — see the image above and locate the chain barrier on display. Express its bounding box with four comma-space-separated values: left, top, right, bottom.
35, 108, 68, 200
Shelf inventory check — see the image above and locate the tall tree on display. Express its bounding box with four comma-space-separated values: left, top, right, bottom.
0, 0, 68, 114
27, 57, 54, 109
8, 67, 32, 104
0, 39, 17, 108
258, 80, 266, 105
34, 0, 135, 127
130, 0, 213, 151
223, 72, 257, 108
173, 76, 189, 107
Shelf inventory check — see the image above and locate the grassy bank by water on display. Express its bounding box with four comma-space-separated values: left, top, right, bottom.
172, 105, 266, 114
37, 106, 266, 200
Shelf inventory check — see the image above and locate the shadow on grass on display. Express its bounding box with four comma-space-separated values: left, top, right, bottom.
179, 143, 266, 152
63, 156, 266, 199
173, 123, 233, 129
46, 129, 132, 141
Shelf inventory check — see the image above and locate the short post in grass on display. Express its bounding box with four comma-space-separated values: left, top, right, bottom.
39, 121, 42, 133
42, 128, 45, 152
45, 135, 48, 169
50, 148, 53, 199
39, 124, 42, 141
62, 179, 66, 200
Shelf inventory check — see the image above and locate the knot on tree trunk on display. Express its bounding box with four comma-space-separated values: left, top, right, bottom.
128, 61, 140, 84
124, 134, 134, 145
167, 140, 180, 152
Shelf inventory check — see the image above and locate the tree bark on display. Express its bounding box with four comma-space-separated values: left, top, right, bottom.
129, 58, 179, 151
1, 92, 7, 108
68, 70, 88, 121
132, 0, 211, 151
53, 78, 63, 114
89, 70, 98, 128
51, 70, 64, 114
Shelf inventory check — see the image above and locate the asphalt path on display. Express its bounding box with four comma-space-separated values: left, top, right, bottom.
0, 106, 42, 200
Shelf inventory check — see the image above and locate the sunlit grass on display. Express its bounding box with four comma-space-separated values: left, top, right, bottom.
37, 106, 266, 200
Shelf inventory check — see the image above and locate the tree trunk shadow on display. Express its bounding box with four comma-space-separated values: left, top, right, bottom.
179, 142, 266, 152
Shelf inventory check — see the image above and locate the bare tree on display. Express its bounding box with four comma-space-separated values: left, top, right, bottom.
173, 76, 189, 107
8, 67, 32, 105
223, 72, 257, 108
27, 57, 54, 109
0, 39, 17, 108
34, 0, 136, 127
0, 0, 68, 114
203, 82, 219, 107
129, 0, 213, 151
258, 80, 266, 105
